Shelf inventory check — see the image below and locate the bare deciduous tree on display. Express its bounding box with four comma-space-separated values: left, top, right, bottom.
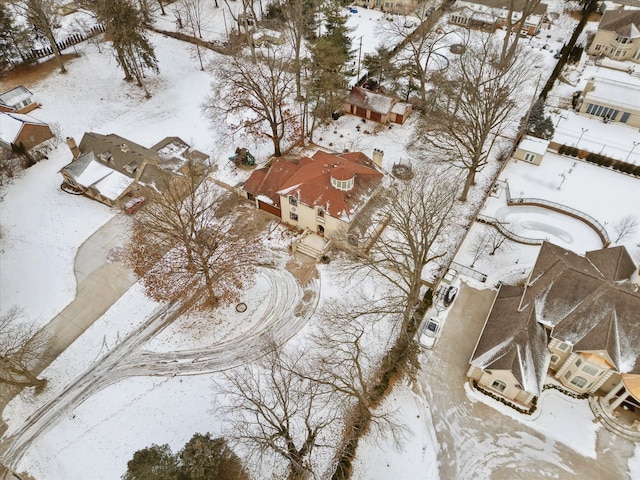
215, 345, 344, 480
612, 214, 639, 243
307, 296, 407, 442
381, 10, 450, 105
469, 229, 490, 268
499, 0, 543, 63
13, 0, 66, 73
204, 46, 297, 156
0, 307, 48, 392
366, 171, 461, 342
281, 0, 321, 100
127, 166, 263, 310
178, 0, 211, 70
415, 36, 537, 201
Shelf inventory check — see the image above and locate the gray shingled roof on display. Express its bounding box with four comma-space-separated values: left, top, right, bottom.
598, 8, 640, 37
472, 242, 640, 396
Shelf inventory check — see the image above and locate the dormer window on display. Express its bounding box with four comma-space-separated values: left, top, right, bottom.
317, 208, 324, 218
289, 196, 297, 206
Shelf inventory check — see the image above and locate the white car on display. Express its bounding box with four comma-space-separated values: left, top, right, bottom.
418, 317, 440, 349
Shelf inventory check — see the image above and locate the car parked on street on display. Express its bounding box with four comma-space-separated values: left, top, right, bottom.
418, 317, 440, 349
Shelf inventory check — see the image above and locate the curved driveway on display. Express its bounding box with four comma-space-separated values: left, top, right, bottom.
0, 267, 320, 470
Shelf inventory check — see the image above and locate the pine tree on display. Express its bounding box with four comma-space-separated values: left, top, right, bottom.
85, 0, 159, 96
305, 1, 352, 134
526, 99, 555, 140
0, 4, 30, 71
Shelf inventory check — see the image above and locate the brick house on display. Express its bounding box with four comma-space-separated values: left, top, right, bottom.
0, 112, 53, 152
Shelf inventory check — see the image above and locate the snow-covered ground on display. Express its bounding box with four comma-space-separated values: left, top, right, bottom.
1, 1, 640, 479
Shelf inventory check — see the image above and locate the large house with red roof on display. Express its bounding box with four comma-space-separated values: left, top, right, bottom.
241, 149, 386, 246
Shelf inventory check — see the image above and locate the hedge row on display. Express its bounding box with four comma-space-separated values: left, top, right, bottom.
557, 144, 640, 177
473, 381, 538, 415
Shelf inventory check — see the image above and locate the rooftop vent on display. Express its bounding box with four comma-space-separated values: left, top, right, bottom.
120, 143, 129, 153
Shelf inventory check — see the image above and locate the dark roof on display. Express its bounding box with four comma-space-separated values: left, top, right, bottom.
78, 132, 159, 178
598, 8, 640, 37
472, 242, 640, 395
471, 285, 550, 395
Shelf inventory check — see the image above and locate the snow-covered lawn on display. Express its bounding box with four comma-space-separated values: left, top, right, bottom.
2, 2, 640, 479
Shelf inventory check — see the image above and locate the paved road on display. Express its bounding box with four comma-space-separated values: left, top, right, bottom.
418, 281, 636, 479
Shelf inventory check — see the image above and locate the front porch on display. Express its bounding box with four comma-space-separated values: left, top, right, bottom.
590, 379, 640, 442
291, 230, 332, 262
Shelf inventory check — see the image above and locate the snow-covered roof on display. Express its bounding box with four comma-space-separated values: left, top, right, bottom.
472, 242, 640, 396
518, 135, 549, 155
62, 151, 134, 200
347, 87, 396, 116
0, 85, 33, 109
584, 76, 640, 111
471, 284, 550, 395
0, 112, 49, 147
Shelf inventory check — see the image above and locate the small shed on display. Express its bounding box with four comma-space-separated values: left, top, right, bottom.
344, 87, 412, 125
0, 86, 38, 114
0, 112, 53, 151
514, 135, 549, 166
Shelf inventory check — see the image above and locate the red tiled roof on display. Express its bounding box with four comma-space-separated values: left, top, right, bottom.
278, 151, 383, 221
243, 150, 383, 221
242, 158, 299, 207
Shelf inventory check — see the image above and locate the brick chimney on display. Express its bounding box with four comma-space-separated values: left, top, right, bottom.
372, 148, 384, 168
66, 137, 80, 159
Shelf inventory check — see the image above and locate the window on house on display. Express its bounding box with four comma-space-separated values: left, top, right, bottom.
582, 364, 600, 376
564, 370, 572, 380
570, 376, 588, 388
289, 196, 297, 206
557, 342, 569, 352
317, 208, 324, 218
550, 354, 559, 364
290, 212, 298, 221
621, 112, 630, 123
575, 357, 582, 368
595, 44, 602, 51
491, 379, 507, 393
524, 152, 536, 162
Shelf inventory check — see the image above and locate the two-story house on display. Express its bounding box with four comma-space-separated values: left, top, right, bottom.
587, 7, 640, 63
241, 149, 386, 251
468, 242, 640, 423
449, 0, 548, 35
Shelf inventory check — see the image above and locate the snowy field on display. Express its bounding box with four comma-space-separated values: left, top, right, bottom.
1, 1, 640, 479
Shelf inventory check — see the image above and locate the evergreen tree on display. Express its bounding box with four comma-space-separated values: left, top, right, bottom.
0, 4, 31, 71
305, 1, 352, 136
179, 434, 249, 480
85, 0, 159, 96
525, 99, 555, 140
122, 444, 180, 480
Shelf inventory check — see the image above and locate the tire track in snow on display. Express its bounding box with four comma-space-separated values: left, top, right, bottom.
0, 267, 319, 470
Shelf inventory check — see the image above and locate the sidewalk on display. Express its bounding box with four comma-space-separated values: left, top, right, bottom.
0, 214, 136, 415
